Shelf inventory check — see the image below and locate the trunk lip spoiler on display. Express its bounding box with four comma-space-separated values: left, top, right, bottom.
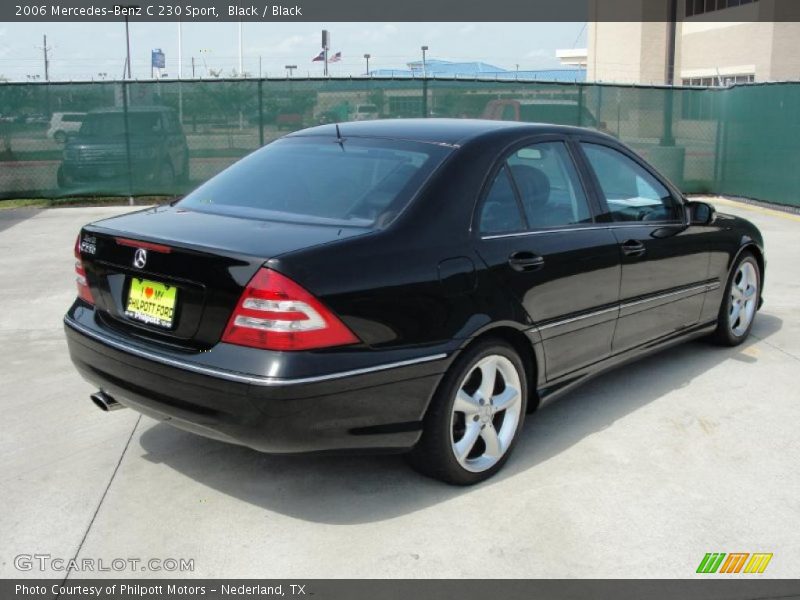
64, 315, 447, 387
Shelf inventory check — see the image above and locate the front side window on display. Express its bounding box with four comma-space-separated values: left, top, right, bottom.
581, 143, 681, 223
506, 142, 592, 229
179, 137, 450, 228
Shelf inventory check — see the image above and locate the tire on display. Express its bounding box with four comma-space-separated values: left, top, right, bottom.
158, 162, 175, 188
407, 339, 528, 485
710, 251, 760, 346
178, 153, 190, 184
56, 165, 71, 190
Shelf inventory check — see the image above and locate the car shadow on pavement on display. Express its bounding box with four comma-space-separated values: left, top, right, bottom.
138, 312, 783, 524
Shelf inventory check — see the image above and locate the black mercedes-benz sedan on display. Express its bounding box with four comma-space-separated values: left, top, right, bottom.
65, 119, 765, 485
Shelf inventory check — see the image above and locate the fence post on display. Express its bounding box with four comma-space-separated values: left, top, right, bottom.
577, 84, 584, 126
661, 87, 675, 146
714, 88, 729, 193
422, 77, 428, 117
258, 78, 264, 147
121, 80, 134, 205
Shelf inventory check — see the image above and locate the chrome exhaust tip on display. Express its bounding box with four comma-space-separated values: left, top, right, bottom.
90, 390, 125, 412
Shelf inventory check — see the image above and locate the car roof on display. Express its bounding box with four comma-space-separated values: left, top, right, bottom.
288, 118, 602, 147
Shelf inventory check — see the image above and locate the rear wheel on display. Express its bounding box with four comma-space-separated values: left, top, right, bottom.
711, 251, 760, 346
178, 153, 190, 184
157, 162, 175, 189
407, 340, 527, 485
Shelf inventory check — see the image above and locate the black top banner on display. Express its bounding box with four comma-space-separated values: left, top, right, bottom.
7, 0, 800, 22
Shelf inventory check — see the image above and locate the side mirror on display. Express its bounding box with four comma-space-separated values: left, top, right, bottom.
686, 201, 716, 226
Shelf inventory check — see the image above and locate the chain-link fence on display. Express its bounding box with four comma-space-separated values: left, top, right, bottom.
1, 78, 798, 206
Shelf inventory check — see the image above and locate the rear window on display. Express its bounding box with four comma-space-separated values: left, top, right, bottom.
178, 137, 451, 227
62, 114, 84, 122
80, 112, 163, 137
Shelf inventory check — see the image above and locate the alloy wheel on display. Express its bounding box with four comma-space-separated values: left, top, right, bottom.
729, 261, 758, 337
449, 354, 522, 473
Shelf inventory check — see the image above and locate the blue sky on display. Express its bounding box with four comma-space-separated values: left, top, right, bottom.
1, 22, 586, 81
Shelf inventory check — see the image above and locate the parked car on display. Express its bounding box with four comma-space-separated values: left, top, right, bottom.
65, 119, 764, 485
352, 104, 380, 121
47, 112, 86, 143
483, 99, 613, 135
276, 113, 304, 130
57, 106, 189, 190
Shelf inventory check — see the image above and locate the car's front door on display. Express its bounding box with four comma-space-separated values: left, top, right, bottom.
475, 138, 621, 381
577, 141, 711, 354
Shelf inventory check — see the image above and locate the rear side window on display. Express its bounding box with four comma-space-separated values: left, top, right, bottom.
507, 142, 591, 228
179, 137, 450, 227
581, 143, 681, 223
480, 166, 525, 234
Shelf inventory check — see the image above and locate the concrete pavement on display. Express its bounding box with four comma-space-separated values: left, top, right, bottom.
1, 199, 798, 579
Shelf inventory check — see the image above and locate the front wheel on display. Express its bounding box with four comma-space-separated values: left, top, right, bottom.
711, 251, 760, 346
407, 340, 528, 485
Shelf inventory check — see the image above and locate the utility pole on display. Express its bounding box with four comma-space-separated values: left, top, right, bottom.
285, 65, 297, 77
364, 53, 370, 75
191, 57, 195, 78
42, 34, 50, 81
322, 30, 330, 77
237, 19, 243, 76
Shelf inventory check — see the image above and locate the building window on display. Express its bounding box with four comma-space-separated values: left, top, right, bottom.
686, 0, 758, 18
681, 74, 755, 87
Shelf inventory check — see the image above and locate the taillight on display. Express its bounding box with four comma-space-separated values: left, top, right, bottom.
74, 234, 94, 305
221, 268, 359, 351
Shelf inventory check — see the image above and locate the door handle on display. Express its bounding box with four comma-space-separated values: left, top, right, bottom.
508, 251, 545, 272
620, 239, 646, 258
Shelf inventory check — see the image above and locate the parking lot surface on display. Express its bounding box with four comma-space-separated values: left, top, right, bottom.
1, 198, 798, 579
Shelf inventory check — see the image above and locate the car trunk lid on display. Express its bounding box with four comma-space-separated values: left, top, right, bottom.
79, 205, 370, 349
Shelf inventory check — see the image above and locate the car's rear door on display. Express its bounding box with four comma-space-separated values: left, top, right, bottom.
576, 139, 711, 354
474, 136, 621, 381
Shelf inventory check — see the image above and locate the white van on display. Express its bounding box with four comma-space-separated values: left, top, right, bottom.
47, 112, 86, 143
352, 104, 379, 121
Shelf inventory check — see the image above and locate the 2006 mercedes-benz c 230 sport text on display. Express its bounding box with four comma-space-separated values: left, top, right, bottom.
65, 119, 765, 484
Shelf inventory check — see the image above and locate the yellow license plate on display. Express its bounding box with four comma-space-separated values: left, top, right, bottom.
125, 278, 177, 328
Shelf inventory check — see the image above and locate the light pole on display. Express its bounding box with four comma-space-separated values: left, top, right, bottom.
285, 64, 297, 77
124, 16, 132, 78
420, 45, 429, 117
364, 53, 371, 75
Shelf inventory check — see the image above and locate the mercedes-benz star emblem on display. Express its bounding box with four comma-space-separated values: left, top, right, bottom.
133, 248, 148, 269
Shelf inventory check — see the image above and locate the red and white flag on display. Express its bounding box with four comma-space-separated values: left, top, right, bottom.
312, 50, 325, 62
329, 51, 342, 63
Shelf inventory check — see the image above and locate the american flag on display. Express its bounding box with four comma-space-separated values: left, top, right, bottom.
329, 51, 342, 63
311, 51, 325, 62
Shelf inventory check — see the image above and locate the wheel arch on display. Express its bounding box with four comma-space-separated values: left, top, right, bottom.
455, 325, 541, 413
731, 241, 765, 307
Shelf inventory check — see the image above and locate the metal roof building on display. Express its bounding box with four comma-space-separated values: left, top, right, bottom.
368, 59, 586, 82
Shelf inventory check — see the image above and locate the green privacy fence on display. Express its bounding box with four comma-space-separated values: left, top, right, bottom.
0, 78, 798, 206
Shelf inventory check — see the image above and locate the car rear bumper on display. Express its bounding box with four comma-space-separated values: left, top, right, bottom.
64, 308, 453, 454
61, 159, 160, 183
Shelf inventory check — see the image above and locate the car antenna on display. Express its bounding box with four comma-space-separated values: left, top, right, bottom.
335, 123, 345, 148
